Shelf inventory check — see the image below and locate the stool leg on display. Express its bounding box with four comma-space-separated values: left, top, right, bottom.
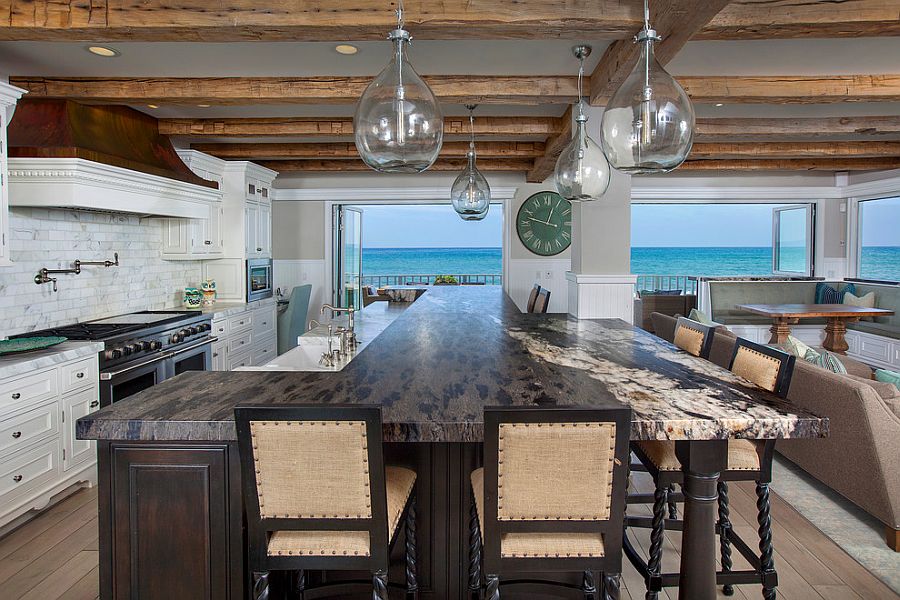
372, 569, 388, 600
406, 494, 419, 599
252, 571, 270, 600
296, 570, 306, 600
645, 485, 667, 600
603, 574, 621, 600
582, 570, 596, 599
666, 484, 678, 519
468, 502, 483, 600
485, 575, 500, 600
756, 483, 777, 600
718, 481, 734, 596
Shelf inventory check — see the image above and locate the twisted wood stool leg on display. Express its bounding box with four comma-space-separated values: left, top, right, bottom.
468, 501, 483, 600
718, 481, 734, 596
645, 486, 667, 600
406, 494, 419, 599
756, 483, 777, 600
296, 570, 306, 600
372, 569, 389, 600
582, 570, 597, 599
667, 484, 678, 519
485, 575, 500, 600
603, 574, 621, 600
252, 571, 270, 600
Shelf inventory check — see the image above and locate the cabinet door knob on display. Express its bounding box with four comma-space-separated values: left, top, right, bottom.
256, 247, 262, 252
76, 372, 85, 378
12, 475, 23, 483
11, 392, 20, 400
11, 431, 21, 438
90, 400, 100, 408
205, 240, 212, 245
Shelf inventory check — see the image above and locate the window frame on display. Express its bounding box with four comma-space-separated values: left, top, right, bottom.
847, 195, 900, 285
771, 203, 816, 277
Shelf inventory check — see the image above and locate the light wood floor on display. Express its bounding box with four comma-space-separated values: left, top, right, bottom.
0, 477, 896, 600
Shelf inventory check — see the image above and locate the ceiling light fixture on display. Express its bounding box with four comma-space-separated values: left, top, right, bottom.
197, 104, 211, 108
715, 103, 724, 107
554, 45, 611, 203
86, 46, 120, 57
600, 0, 695, 173
335, 44, 359, 55
353, 0, 443, 173
147, 104, 159, 109
451, 105, 490, 221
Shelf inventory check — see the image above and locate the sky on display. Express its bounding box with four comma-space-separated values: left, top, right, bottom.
353, 199, 900, 248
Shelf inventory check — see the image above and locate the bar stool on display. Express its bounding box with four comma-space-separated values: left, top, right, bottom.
626, 338, 796, 600
534, 289, 551, 314
235, 404, 418, 600
526, 283, 542, 313
469, 406, 632, 600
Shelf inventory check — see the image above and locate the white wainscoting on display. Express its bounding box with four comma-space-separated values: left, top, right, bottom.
566, 273, 638, 322
725, 324, 826, 346
274, 259, 327, 327
506, 258, 571, 313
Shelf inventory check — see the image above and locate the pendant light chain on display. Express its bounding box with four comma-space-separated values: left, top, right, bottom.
396, 0, 404, 29
468, 105, 476, 156
576, 54, 586, 122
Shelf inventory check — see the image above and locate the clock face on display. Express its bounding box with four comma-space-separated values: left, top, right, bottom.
516, 191, 572, 256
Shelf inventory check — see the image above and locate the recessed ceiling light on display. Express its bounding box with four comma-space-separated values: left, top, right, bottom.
197, 104, 211, 108
335, 44, 359, 55
715, 103, 724, 107
147, 104, 159, 109
86, 45, 120, 57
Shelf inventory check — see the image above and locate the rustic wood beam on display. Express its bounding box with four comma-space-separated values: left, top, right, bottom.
589, 0, 732, 106
675, 75, 900, 105
160, 116, 564, 138
699, 0, 900, 40
690, 141, 900, 160
679, 158, 900, 171
695, 116, 900, 142
191, 141, 546, 160
258, 158, 535, 172
526, 106, 573, 183
0, 0, 640, 41
11, 76, 580, 105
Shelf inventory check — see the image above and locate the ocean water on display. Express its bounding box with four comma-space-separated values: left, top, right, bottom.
360, 246, 900, 282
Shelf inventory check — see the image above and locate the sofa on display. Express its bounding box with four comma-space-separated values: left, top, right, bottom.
651, 312, 900, 551
633, 291, 697, 333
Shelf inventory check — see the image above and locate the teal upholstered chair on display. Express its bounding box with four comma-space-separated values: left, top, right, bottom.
277, 285, 312, 355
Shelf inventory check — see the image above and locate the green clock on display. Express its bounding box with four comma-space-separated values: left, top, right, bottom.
516, 191, 572, 256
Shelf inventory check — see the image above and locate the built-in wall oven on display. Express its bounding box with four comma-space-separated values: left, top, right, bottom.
247, 258, 274, 302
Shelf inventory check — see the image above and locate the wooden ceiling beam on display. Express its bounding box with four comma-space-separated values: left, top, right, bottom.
690, 141, 900, 160
0, 0, 640, 41
699, 0, 900, 40
679, 158, 900, 171
159, 116, 564, 138
11, 76, 580, 105
526, 106, 573, 183
589, 0, 732, 106
259, 158, 535, 173
695, 116, 900, 142
192, 141, 546, 159
675, 74, 900, 105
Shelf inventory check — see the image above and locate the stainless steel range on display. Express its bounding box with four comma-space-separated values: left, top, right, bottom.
16, 311, 215, 406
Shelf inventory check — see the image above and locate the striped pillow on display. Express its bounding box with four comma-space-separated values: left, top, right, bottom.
815, 282, 856, 304
803, 348, 848, 375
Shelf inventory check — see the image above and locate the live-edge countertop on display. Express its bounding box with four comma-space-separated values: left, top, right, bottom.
77, 286, 826, 444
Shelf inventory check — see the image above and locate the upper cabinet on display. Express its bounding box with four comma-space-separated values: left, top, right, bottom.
222, 161, 277, 260
0, 82, 26, 268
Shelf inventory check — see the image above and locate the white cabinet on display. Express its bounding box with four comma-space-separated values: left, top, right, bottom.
847, 329, 900, 370
208, 302, 278, 371
62, 386, 98, 471
161, 200, 225, 260
244, 201, 272, 258
0, 82, 27, 268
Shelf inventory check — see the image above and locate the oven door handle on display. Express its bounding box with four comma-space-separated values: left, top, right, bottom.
170, 337, 218, 356
100, 352, 172, 381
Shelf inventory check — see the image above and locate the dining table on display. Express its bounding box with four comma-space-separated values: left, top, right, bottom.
736, 303, 894, 353
78, 286, 827, 600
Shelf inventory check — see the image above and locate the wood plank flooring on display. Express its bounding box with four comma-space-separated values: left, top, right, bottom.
0, 476, 895, 599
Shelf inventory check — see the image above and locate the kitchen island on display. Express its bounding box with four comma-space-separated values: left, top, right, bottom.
78, 286, 826, 600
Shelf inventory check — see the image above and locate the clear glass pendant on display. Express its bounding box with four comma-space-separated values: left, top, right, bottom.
354, 15, 443, 173
451, 151, 490, 221
600, 4, 695, 174
554, 45, 611, 202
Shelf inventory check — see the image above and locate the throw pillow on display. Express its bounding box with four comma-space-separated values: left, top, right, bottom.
803, 348, 848, 375
844, 290, 876, 321
875, 369, 900, 391
688, 308, 720, 327
815, 282, 856, 304
783, 335, 814, 358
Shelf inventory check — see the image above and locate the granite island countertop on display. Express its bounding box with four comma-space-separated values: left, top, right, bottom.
77, 286, 827, 444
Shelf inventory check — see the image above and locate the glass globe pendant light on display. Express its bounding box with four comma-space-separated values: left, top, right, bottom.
554, 45, 611, 202
600, 0, 695, 173
354, 0, 443, 173
450, 105, 490, 221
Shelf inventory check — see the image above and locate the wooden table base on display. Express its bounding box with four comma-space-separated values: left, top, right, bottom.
767, 318, 799, 345
823, 318, 853, 354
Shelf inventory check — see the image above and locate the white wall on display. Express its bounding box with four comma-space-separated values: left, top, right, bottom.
0, 208, 202, 337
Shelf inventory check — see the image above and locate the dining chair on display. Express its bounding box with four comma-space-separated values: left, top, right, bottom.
526, 283, 542, 313
469, 405, 632, 600
533, 289, 551, 314
625, 339, 795, 600
234, 404, 419, 600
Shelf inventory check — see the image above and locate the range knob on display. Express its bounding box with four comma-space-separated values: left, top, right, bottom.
188, 326, 199, 335
105, 348, 122, 360
122, 345, 133, 355
170, 333, 182, 344
149, 341, 162, 351
139, 341, 152, 352
198, 323, 211, 332
128, 342, 144, 354
180, 329, 191, 339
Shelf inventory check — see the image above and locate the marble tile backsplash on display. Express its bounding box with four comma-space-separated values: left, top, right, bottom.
0, 208, 202, 338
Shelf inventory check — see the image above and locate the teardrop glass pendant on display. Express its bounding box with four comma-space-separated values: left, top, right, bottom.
600, 28, 695, 174
555, 115, 611, 202
354, 27, 444, 173
451, 151, 490, 221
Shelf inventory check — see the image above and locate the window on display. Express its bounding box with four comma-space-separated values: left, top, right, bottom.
856, 196, 900, 283
772, 204, 815, 276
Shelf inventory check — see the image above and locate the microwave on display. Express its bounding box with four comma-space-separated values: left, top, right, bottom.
247, 258, 274, 302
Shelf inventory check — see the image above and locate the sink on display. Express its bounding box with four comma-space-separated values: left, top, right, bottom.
234, 339, 349, 372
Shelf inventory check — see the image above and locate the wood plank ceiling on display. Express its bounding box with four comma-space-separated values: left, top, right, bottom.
4, 0, 900, 179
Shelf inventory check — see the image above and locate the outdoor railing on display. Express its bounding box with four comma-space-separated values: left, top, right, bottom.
635, 275, 699, 295
361, 274, 502, 287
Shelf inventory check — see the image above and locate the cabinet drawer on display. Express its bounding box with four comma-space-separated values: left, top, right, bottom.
59, 356, 98, 394
212, 318, 229, 338
251, 336, 276, 366
227, 331, 252, 354
228, 312, 252, 334
0, 439, 60, 506
0, 369, 58, 411
227, 352, 252, 371
859, 335, 891, 363
252, 308, 276, 338
0, 400, 59, 459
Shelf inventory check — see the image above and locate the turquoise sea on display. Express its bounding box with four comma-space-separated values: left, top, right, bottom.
361, 246, 900, 282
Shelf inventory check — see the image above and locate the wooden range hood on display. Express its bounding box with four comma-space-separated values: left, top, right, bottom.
8, 99, 216, 189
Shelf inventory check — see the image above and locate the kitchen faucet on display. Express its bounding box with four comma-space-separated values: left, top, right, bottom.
321, 304, 358, 348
